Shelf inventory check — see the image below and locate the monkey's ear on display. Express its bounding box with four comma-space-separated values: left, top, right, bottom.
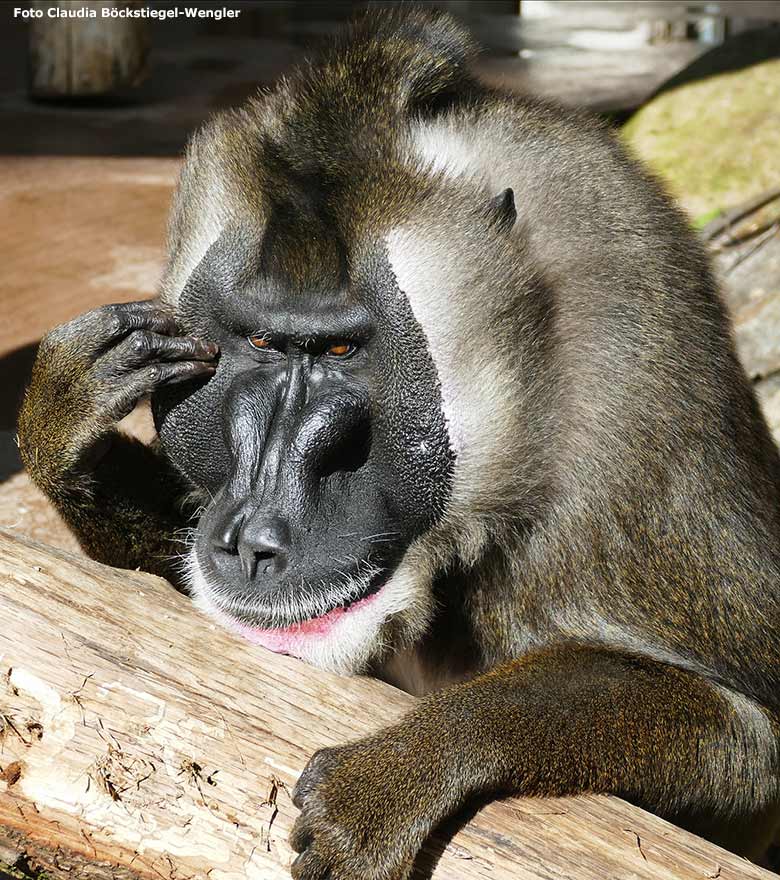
486, 188, 517, 233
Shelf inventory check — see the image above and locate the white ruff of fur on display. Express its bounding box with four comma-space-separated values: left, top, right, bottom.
412, 122, 492, 185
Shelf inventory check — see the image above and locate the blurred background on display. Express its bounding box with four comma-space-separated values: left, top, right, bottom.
3, 0, 780, 153
1, 0, 780, 562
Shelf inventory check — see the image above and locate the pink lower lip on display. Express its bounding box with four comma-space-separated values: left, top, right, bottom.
225, 591, 381, 654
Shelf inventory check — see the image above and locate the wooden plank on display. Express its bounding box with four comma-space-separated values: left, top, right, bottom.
0, 530, 770, 880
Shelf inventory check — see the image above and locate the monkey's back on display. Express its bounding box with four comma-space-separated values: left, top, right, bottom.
420, 91, 780, 703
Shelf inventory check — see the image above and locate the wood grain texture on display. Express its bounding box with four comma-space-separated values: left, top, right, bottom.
29, 1, 148, 99
0, 531, 770, 880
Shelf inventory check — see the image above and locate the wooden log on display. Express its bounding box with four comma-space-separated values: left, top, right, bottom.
0, 531, 771, 879
29, 1, 149, 99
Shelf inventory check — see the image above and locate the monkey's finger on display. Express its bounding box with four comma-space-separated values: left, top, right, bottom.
289, 814, 315, 853
290, 846, 330, 880
101, 361, 215, 424
126, 360, 216, 395
101, 330, 219, 374
293, 748, 339, 809
95, 301, 180, 345
41, 301, 177, 356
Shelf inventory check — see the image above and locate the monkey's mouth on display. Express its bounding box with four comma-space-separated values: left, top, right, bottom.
229, 588, 384, 652
194, 573, 389, 655
191, 547, 392, 649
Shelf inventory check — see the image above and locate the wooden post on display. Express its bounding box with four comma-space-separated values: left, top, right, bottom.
28, 1, 149, 99
0, 530, 772, 879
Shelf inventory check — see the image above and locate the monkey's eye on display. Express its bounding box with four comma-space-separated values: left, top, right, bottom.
247, 333, 272, 350
326, 341, 356, 358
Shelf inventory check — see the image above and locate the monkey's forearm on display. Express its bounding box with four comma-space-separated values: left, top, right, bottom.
16, 300, 216, 584
412, 646, 777, 844
25, 429, 192, 584
293, 645, 779, 874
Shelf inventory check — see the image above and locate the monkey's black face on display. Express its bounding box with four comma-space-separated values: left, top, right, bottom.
152, 230, 454, 664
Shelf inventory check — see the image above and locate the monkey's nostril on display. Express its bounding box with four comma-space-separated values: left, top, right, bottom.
238, 546, 288, 580
211, 511, 243, 554
255, 549, 282, 577
256, 550, 274, 567
209, 509, 291, 581
236, 512, 291, 581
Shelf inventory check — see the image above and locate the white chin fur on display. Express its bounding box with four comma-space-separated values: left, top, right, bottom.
185, 546, 434, 675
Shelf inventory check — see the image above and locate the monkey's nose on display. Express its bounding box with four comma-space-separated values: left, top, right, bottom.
212, 512, 243, 553
237, 512, 291, 580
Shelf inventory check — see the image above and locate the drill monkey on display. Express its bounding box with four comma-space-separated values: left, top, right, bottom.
18, 9, 780, 878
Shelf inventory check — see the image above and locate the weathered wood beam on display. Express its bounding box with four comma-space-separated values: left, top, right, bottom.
0, 530, 771, 880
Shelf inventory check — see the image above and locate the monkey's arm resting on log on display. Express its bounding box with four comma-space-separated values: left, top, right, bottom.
0, 531, 772, 880
293, 648, 779, 880
16, 300, 217, 583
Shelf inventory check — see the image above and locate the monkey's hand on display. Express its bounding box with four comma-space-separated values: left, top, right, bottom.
17, 300, 217, 579
18, 300, 217, 491
290, 723, 458, 880
291, 648, 772, 879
